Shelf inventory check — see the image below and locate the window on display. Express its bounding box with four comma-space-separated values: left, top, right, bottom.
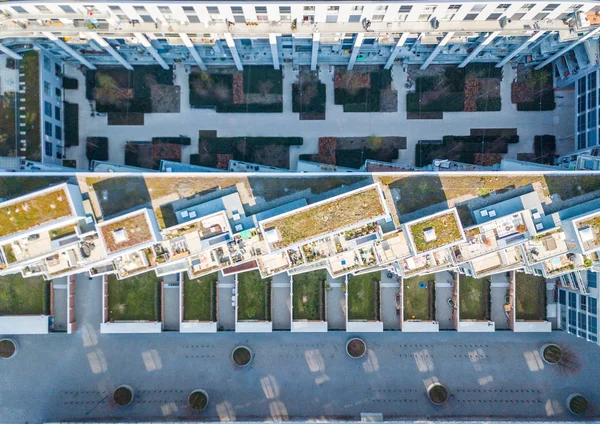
36, 5, 50, 12
376, 6, 388, 11
578, 77, 586, 93
569, 292, 577, 308
588, 110, 597, 128
581, 295, 587, 311
487, 13, 502, 20
44, 141, 53, 157
255, 6, 267, 14
133, 6, 147, 12
55, 87, 62, 99
590, 297, 597, 315
372, 15, 385, 21
158, 6, 171, 14
43, 81, 51, 96
327, 6, 339, 12
497, 4, 511, 10
44, 56, 51, 72
44, 101, 52, 117
44, 121, 53, 137
588, 130, 597, 147
188, 15, 200, 23
55, 125, 62, 141
559, 290, 566, 305
579, 312, 587, 330
109, 6, 123, 12
399, 6, 412, 13
464, 13, 478, 20
349, 15, 361, 22
588, 71, 597, 91
448, 4, 461, 10
55, 106, 61, 121
578, 114, 586, 132
326, 15, 338, 23
231, 6, 243, 14
569, 309, 577, 326
140, 15, 154, 23
578, 132, 587, 149
207, 6, 219, 14
352, 6, 364, 12
470, 4, 486, 12
589, 91, 597, 109
588, 270, 597, 289
11, 6, 26, 13
304, 6, 315, 12
521, 4, 535, 10
543, 4, 559, 11
589, 316, 598, 334
279, 6, 291, 14
59, 5, 75, 13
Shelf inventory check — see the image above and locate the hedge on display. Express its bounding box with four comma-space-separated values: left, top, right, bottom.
476, 97, 502, 111
202, 137, 303, 154
216, 103, 283, 113
63, 102, 79, 147
406, 92, 464, 112
152, 137, 191, 146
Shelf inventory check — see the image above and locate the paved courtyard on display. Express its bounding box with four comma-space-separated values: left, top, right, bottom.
63, 63, 575, 170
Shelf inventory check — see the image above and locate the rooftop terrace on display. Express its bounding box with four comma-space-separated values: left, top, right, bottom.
99, 210, 155, 255
406, 209, 464, 254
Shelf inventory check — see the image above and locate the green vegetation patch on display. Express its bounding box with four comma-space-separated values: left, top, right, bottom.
292, 270, 326, 321
107, 272, 161, 321
403, 274, 435, 320
183, 272, 217, 321
348, 272, 380, 321
237, 270, 271, 321
515, 273, 546, 321
459, 275, 490, 320
0, 274, 50, 315
409, 211, 463, 253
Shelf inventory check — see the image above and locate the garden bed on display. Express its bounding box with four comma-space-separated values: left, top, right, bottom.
237, 270, 271, 321
189, 66, 283, 113
20, 51, 42, 161
403, 274, 435, 321
0, 92, 17, 157
86, 137, 109, 163
347, 272, 381, 321
183, 272, 217, 322
512, 65, 555, 111
0, 274, 50, 315
107, 272, 161, 322
334, 67, 397, 112
407, 64, 501, 114
292, 67, 326, 120
63, 102, 79, 147
407, 210, 463, 253
195, 135, 302, 169
515, 273, 546, 321
292, 269, 327, 321
125, 141, 181, 170
459, 275, 491, 320
516, 135, 556, 165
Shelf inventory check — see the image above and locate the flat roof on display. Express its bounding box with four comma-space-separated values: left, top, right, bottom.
98, 209, 156, 255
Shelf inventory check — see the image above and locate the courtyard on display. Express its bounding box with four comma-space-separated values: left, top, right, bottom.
403, 274, 435, 321
292, 270, 327, 322
237, 270, 271, 322
106, 272, 161, 322
63, 63, 574, 171
515, 273, 547, 321
347, 272, 381, 322
0, 274, 50, 315
459, 275, 491, 321
182, 272, 217, 322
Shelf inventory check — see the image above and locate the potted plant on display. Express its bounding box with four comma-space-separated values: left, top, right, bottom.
516, 224, 527, 233
427, 383, 449, 405
188, 389, 209, 411
232, 345, 253, 367
566, 394, 588, 415
540, 343, 581, 374
113, 385, 134, 407
540, 343, 562, 364
346, 337, 366, 359
0, 338, 17, 359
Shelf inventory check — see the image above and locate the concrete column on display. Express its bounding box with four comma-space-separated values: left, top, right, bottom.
535, 26, 600, 70
384, 33, 410, 69
496, 31, 546, 68
269, 33, 280, 69
86, 33, 133, 70
42, 32, 95, 69
179, 33, 206, 70
224, 33, 243, 71
0, 43, 22, 60
134, 33, 169, 69
311, 33, 320, 71
458, 31, 501, 67
348, 33, 364, 70
420, 32, 454, 70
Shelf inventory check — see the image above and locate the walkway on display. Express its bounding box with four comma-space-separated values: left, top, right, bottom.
218, 274, 236, 330
435, 271, 456, 330
63, 63, 575, 171
272, 273, 291, 330
162, 274, 180, 331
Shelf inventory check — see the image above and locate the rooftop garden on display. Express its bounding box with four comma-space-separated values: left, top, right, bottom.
90, 176, 151, 218
107, 272, 161, 322
183, 272, 217, 322
459, 275, 491, 321
511, 65, 555, 111
292, 67, 326, 120
189, 66, 283, 113
0, 274, 50, 315
334, 67, 397, 112
0, 187, 72, 238
100, 212, 153, 254
403, 274, 435, 321
20, 51, 41, 161
292, 269, 327, 321
578, 216, 600, 248
408, 211, 463, 253
237, 270, 271, 321
347, 272, 381, 321
263, 187, 384, 249
515, 273, 546, 321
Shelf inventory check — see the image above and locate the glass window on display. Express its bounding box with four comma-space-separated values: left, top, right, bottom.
55, 106, 61, 121
399, 6, 412, 13
578, 95, 586, 113
188, 15, 200, 23
255, 6, 267, 13
589, 91, 597, 109
588, 271, 597, 288
589, 316, 597, 334
588, 110, 597, 128
44, 101, 52, 117
579, 312, 587, 329
349, 15, 361, 22
559, 289, 566, 305
372, 14, 385, 21
182, 6, 194, 12
44, 141, 52, 156
578, 114, 586, 132
578, 77, 586, 93
36, 5, 50, 12
207, 7, 219, 14
578, 330, 587, 337
326, 15, 338, 23
588, 71, 597, 91
231, 6, 243, 14
280, 7, 291, 14
591, 335, 598, 342
43, 56, 51, 72
569, 309, 577, 326
589, 297, 597, 315
44, 121, 52, 137
55, 126, 62, 141
569, 292, 577, 308
588, 130, 597, 148
578, 132, 587, 149
59, 5, 75, 13
11, 5, 26, 13
158, 6, 171, 13
568, 326, 576, 334
55, 87, 61, 99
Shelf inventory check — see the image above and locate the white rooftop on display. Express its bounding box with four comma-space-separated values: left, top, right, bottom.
579, 226, 595, 243
423, 228, 437, 243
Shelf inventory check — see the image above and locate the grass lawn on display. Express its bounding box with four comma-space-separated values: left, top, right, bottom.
292, 269, 326, 321
459, 275, 490, 320
0, 274, 50, 315
403, 274, 435, 320
237, 270, 271, 321
183, 272, 217, 321
348, 271, 380, 321
515, 273, 546, 320
408, 211, 463, 253
107, 272, 161, 321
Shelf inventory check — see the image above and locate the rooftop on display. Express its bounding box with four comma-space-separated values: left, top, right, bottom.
405, 209, 465, 254
261, 185, 386, 250
98, 209, 156, 255
576, 213, 600, 251
0, 184, 74, 239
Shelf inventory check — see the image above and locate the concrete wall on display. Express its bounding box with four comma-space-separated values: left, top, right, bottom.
67, 275, 77, 334
0, 315, 50, 334
402, 321, 439, 332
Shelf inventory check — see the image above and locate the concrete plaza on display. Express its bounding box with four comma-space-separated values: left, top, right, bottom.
64, 63, 575, 171
0, 275, 598, 423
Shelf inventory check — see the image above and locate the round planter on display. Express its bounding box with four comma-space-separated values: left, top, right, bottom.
346, 338, 367, 359
567, 394, 588, 415
427, 383, 449, 405
540, 343, 562, 364
113, 385, 134, 407
0, 338, 17, 360
188, 389, 209, 411
232, 346, 253, 367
